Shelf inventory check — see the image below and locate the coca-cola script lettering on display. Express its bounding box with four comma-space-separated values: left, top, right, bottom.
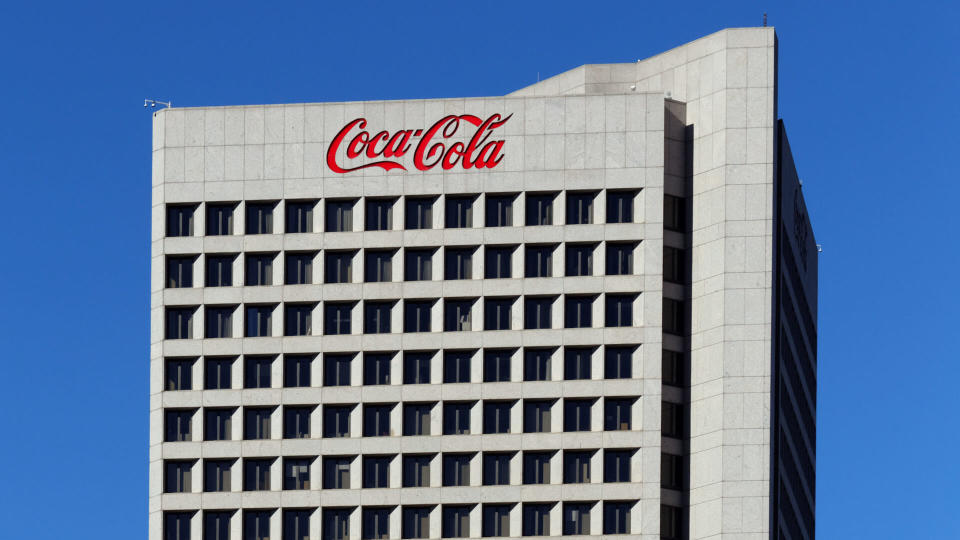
327, 113, 512, 173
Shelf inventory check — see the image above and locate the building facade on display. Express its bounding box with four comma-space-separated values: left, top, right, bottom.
150, 27, 817, 540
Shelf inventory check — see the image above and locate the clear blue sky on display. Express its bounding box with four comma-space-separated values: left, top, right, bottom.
0, 1, 957, 538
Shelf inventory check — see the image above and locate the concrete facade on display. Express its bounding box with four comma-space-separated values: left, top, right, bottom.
150, 27, 817, 540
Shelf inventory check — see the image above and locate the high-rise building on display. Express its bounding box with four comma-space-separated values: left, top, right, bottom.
150, 27, 817, 540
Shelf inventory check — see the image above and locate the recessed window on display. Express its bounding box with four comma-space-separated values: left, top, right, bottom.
245, 253, 274, 286
404, 300, 433, 332
484, 297, 513, 330
524, 296, 553, 329
203, 459, 231, 492
523, 451, 550, 485
483, 505, 510, 538
164, 512, 191, 540
206, 203, 235, 236
402, 455, 431, 488
245, 201, 275, 234
606, 242, 635, 275
362, 456, 391, 488
444, 299, 474, 331
563, 450, 591, 483
523, 348, 552, 382
663, 297, 685, 335
323, 456, 351, 489
662, 349, 683, 387
664, 246, 684, 283
607, 190, 636, 223
443, 402, 472, 435
603, 501, 633, 535
483, 401, 512, 434
482, 452, 511, 486
661, 504, 682, 540
563, 502, 593, 536
525, 193, 555, 226
365, 250, 394, 282
206, 254, 235, 287
403, 403, 432, 436
165, 358, 194, 391
445, 195, 475, 228
323, 353, 352, 387
364, 301, 392, 334
524, 244, 554, 278
325, 199, 355, 232
564, 399, 592, 432
244, 305, 274, 337
443, 351, 471, 384
244, 511, 271, 540
205, 306, 234, 338
166, 256, 194, 288
442, 505, 471, 538
284, 509, 311, 540
662, 401, 683, 438
363, 353, 392, 385
604, 449, 632, 482
284, 304, 313, 336
283, 356, 311, 388
564, 295, 593, 328
363, 405, 392, 437
285, 200, 315, 233
365, 198, 395, 231
283, 406, 311, 439
442, 454, 470, 486
166, 204, 195, 237
403, 352, 432, 385
165, 307, 195, 340
285, 252, 314, 285
565, 243, 595, 276
362, 507, 391, 540
164, 409, 193, 442
405, 196, 434, 230
403, 506, 431, 539
564, 347, 593, 380
484, 245, 514, 279
662, 452, 683, 490
325, 251, 354, 283
566, 191, 596, 225
483, 349, 511, 383
204, 358, 233, 390
324, 508, 352, 540
522, 503, 551, 537
243, 458, 271, 490
605, 398, 633, 431
164, 460, 192, 493
324, 302, 353, 335
605, 294, 634, 327
204, 408, 232, 441
664, 194, 686, 232
243, 407, 272, 440
523, 400, 552, 433
444, 247, 474, 280
404, 248, 433, 281
605, 346, 634, 379
485, 194, 515, 227
323, 405, 351, 438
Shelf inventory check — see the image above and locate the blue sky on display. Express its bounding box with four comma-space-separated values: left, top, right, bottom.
0, 1, 957, 538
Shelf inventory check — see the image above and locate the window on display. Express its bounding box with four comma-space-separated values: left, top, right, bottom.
323, 457, 351, 489
443, 351, 471, 383
443, 402, 471, 435
483, 505, 510, 538
283, 406, 311, 438
565, 244, 595, 276
166, 205, 195, 237
403, 403, 432, 436
325, 251, 354, 283
403, 507, 430, 539
524, 244, 554, 277
565, 347, 594, 380
564, 399, 591, 432
442, 454, 470, 486
245, 254, 274, 286
663, 298, 684, 335
243, 408, 272, 440
206, 306, 234, 338
605, 346, 634, 379
404, 300, 432, 332
164, 460, 192, 493
483, 298, 513, 330
564, 451, 591, 483
486, 194, 515, 227
284, 355, 311, 388
662, 349, 683, 387
245, 202, 275, 234
207, 203, 234, 236
523, 452, 550, 485
483, 349, 511, 382
325, 199, 355, 232
285, 200, 315, 233
285, 252, 314, 285
323, 405, 351, 438
607, 190, 635, 223
523, 349, 551, 381
283, 458, 311, 490
523, 400, 551, 433
525, 193, 555, 226
244, 356, 272, 389
564, 296, 593, 328
403, 352, 431, 384
664, 194, 686, 232
324, 354, 352, 386
522, 503, 551, 536
284, 304, 313, 336
324, 509, 352, 540
484, 246, 513, 279
606, 243, 634, 275
165, 307, 194, 339
442, 506, 470, 538
244, 510, 271, 540
165, 359, 193, 391
365, 198, 394, 231
364, 301, 392, 334
661, 505, 682, 540
662, 452, 683, 490
605, 398, 633, 431
206, 255, 234, 287
445, 195, 474, 228
284, 509, 311, 540
243, 458, 271, 490
204, 409, 232, 441
444, 247, 473, 280
664, 246, 684, 283
402, 455, 431, 487
164, 512, 191, 540
365, 250, 393, 282
203, 358, 233, 390
662, 401, 683, 438
363, 353, 392, 385
444, 299, 474, 331
563, 503, 592, 536
167, 256, 194, 288
164, 409, 192, 442
483, 453, 510, 485
605, 294, 634, 327
404, 249, 433, 281
566, 191, 596, 224
204, 459, 231, 492
362, 508, 390, 540
523, 297, 552, 330
324, 302, 352, 335
603, 501, 633, 535
483, 401, 511, 434
604, 450, 632, 482
363, 456, 391, 488
405, 197, 434, 230
363, 405, 391, 437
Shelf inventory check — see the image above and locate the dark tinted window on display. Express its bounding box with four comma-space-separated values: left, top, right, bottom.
604, 450, 632, 482
166, 256, 194, 288
362, 456, 391, 488
364, 301, 392, 334
523, 349, 552, 381
363, 353, 392, 385
365, 198, 394, 231
243, 408, 271, 440
165, 307, 194, 339
404, 249, 433, 281
323, 405, 351, 438
523, 400, 551, 433
564, 347, 592, 380
325, 200, 355, 232
524, 245, 554, 277
482, 453, 510, 485
564, 296, 593, 328
324, 302, 352, 335
323, 354, 352, 387
324, 251, 354, 283
565, 244, 594, 276
285, 252, 314, 284
284, 458, 313, 490
443, 351, 471, 383
404, 300, 432, 332
363, 405, 392, 437
403, 352, 432, 385
444, 247, 473, 280
166, 205, 195, 237
365, 250, 393, 282
525, 193, 555, 226
244, 356, 272, 388
483, 349, 511, 382
284, 355, 311, 387
563, 451, 591, 483
566, 191, 596, 225
205, 358, 233, 390
605, 346, 634, 379
245, 202, 275, 234
165, 358, 194, 391
605, 294, 634, 327
563, 399, 591, 432
284, 304, 313, 336
206, 203, 234, 236
204, 409, 232, 441
664, 194, 686, 232
484, 246, 513, 279
245, 253, 274, 286
283, 406, 311, 438
485, 194, 515, 227
205, 306, 234, 338
664, 246, 684, 283
442, 454, 470, 486
607, 190, 635, 223
605, 398, 633, 430
524, 297, 553, 329
285, 200, 315, 233
445, 195, 474, 228
483, 401, 511, 434
206, 255, 234, 287
606, 242, 634, 275
444, 299, 474, 331
484, 298, 513, 330
405, 197, 434, 230
443, 402, 471, 435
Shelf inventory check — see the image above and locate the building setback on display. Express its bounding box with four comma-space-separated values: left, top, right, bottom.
150, 27, 817, 540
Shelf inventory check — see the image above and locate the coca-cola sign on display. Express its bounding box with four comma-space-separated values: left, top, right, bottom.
326, 113, 512, 173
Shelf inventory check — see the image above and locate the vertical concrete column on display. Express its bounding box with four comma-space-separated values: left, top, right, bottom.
272, 303, 283, 337
392, 197, 403, 232
271, 356, 283, 388
353, 250, 364, 285
389, 404, 402, 437
352, 198, 363, 234
469, 401, 482, 435
232, 306, 243, 339
473, 194, 484, 229
593, 190, 606, 225
590, 346, 602, 380
429, 401, 442, 436
274, 251, 285, 287
473, 246, 485, 280
433, 195, 445, 230
389, 454, 402, 488
350, 301, 361, 336
594, 242, 605, 277
429, 506, 443, 539
549, 349, 562, 382
590, 398, 603, 432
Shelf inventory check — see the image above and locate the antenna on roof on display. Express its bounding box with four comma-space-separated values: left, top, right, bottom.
144, 99, 171, 109
763, 13, 767, 27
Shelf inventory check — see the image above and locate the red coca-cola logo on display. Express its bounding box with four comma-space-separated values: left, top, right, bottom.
326, 113, 512, 173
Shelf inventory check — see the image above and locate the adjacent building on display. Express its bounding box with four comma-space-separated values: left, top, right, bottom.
150, 26, 817, 540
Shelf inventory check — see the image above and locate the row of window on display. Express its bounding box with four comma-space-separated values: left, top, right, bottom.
163, 448, 646, 493
164, 294, 651, 339
163, 396, 666, 442
166, 242, 686, 288
166, 190, 648, 237
164, 500, 642, 540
